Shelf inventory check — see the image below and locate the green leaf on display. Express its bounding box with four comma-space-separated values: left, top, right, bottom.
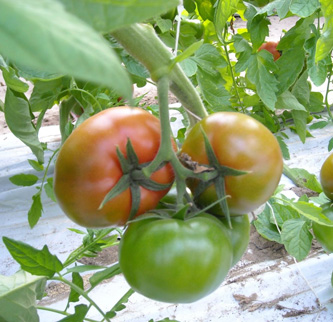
179, 58, 198, 77
29, 78, 64, 112
290, 0, 320, 17
309, 120, 329, 130
173, 40, 204, 66
247, 14, 270, 50
276, 136, 290, 160
28, 159, 44, 172
281, 219, 312, 261
0, 270, 47, 322
247, 51, 278, 110
59, 0, 179, 33
271, 203, 300, 227
68, 272, 84, 303
155, 16, 173, 33
257, 0, 291, 19
0, 0, 132, 101
215, 0, 239, 40
316, 0, 333, 61
289, 168, 323, 193
253, 204, 282, 243
4, 89, 44, 163
2, 237, 64, 278
196, 67, 231, 108
275, 91, 307, 111
329, 137, 333, 152
89, 264, 121, 289
288, 201, 333, 226
291, 110, 308, 143
0, 65, 29, 93
66, 265, 105, 274
58, 304, 89, 322
106, 288, 135, 319
9, 174, 39, 187
193, 43, 228, 75
28, 192, 43, 228
44, 177, 57, 203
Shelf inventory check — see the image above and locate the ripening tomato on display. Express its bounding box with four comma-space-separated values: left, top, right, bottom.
119, 214, 233, 303
258, 41, 281, 61
312, 203, 333, 253
320, 153, 333, 201
54, 106, 176, 228
181, 112, 283, 216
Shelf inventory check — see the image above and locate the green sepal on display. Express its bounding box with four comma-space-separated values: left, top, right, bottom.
125, 138, 139, 167
131, 169, 171, 191
98, 174, 130, 210
116, 146, 131, 174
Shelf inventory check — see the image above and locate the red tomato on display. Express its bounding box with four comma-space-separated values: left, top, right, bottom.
258, 41, 281, 61
54, 106, 176, 228
181, 112, 283, 216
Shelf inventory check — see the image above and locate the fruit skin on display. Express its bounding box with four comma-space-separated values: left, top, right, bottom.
54, 106, 175, 228
320, 153, 333, 201
220, 215, 251, 267
119, 214, 233, 303
258, 41, 281, 61
181, 112, 283, 216
312, 203, 333, 253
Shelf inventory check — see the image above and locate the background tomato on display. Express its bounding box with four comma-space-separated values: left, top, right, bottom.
320, 153, 333, 200
220, 215, 250, 267
258, 41, 281, 61
181, 112, 283, 216
312, 203, 333, 253
119, 214, 233, 303
54, 107, 175, 228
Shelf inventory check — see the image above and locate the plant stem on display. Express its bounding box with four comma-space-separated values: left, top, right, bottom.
325, 66, 333, 121
36, 306, 99, 322
111, 23, 207, 125
52, 276, 111, 322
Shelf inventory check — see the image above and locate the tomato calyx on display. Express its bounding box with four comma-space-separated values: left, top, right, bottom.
99, 139, 172, 221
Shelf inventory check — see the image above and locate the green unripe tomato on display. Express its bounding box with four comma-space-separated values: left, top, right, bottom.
320, 153, 333, 200
119, 214, 233, 303
220, 215, 251, 267
313, 203, 333, 253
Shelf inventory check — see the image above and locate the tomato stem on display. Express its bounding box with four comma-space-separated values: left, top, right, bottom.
111, 23, 207, 125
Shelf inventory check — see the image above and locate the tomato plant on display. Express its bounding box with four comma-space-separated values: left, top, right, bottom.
258, 41, 281, 61
54, 106, 175, 228
220, 215, 250, 267
312, 203, 333, 253
181, 112, 283, 216
320, 153, 333, 201
119, 214, 233, 303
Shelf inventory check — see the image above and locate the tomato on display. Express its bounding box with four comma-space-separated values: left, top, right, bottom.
320, 153, 333, 200
181, 112, 283, 216
312, 203, 333, 253
220, 215, 250, 267
54, 106, 175, 228
119, 214, 233, 303
258, 41, 281, 61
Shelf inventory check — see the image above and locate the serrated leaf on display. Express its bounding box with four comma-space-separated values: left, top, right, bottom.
215, 0, 239, 41
248, 14, 270, 50
58, 304, 89, 322
68, 272, 84, 303
9, 174, 39, 187
4, 89, 44, 163
247, 51, 278, 110
290, 0, 320, 17
28, 159, 44, 172
253, 204, 282, 243
315, 0, 333, 62
0, 0, 132, 101
275, 91, 307, 111
281, 219, 312, 261
28, 192, 43, 228
44, 177, 57, 203
276, 136, 290, 160
291, 110, 308, 143
59, 0, 179, 34
89, 264, 121, 289
288, 201, 333, 226
0, 270, 47, 322
2, 237, 64, 278
29, 78, 64, 112
271, 203, 300, 227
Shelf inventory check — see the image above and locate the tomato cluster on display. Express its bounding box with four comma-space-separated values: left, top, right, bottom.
54, 107, 283, 303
